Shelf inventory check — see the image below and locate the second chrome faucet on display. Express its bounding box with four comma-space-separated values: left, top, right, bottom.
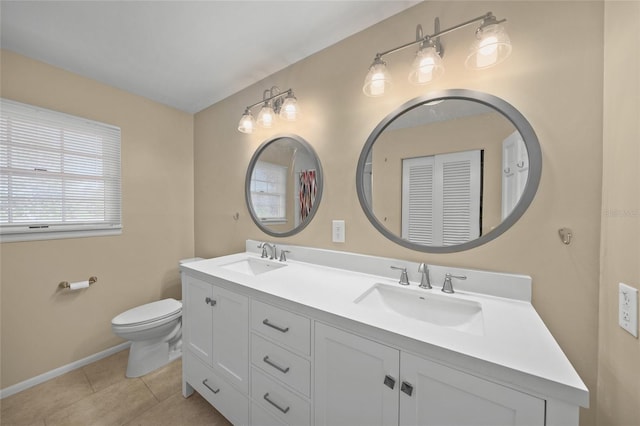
390, 263, 466, 294
258, 242, 277, 260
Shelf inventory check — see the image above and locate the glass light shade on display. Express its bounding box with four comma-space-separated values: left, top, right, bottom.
408, 45, 444, 84
257, 103, 276, 128
465, 23, 512, 69
363, 58, 392, 97
238, 111, 255, 134
279, 96, 299, 121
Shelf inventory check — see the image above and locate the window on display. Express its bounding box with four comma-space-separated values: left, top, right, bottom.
250, 161, 287, 223
1, 98, 121, 242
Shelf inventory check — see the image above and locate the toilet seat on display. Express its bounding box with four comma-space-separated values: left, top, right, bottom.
112, 298, 181, 327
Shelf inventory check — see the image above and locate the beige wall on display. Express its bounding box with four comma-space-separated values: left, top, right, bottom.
0, 50, 195, 388
195, 2, 604, 424
598, 1, 640, 425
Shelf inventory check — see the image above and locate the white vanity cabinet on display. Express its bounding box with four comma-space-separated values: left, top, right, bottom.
182, 246, 587, 426
315, 323, 545, 426
182, 274, 250, 424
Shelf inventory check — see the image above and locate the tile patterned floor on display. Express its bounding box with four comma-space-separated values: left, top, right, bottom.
0, 350, 232, 426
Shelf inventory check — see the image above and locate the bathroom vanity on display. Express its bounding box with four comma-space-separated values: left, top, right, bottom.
181, 241, 588, 426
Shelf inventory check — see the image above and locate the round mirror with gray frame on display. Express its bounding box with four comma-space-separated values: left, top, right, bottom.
246, 134, 323, 237
356, 89, 542, 253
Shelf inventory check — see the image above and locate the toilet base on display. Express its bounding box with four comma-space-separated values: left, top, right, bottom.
125, 339, 182, 378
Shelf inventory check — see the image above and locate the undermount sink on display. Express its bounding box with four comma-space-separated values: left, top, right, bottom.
354, 284, 484, 335
219, 257, 287, 276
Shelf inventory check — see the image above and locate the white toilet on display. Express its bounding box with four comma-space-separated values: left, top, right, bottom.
111, 298, 182, 377
111, 258, 203, 377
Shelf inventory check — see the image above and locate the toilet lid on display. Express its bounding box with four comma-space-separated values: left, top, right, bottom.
112, 298, 182, 327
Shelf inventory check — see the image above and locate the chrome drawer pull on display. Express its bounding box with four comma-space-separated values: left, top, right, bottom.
262, 318, 289, 333
202, 379, 220, 394
205, 297, 217, 306
263, 355, 290, 374
263, 392, 290, 414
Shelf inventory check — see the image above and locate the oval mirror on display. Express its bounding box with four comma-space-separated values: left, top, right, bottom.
356, 89, 542, 253
246, 134, 323, 237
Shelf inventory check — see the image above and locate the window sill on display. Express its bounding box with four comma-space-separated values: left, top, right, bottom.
1, 228, 122, 243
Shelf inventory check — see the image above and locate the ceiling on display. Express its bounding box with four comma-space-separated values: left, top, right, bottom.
1, 1, 419, 113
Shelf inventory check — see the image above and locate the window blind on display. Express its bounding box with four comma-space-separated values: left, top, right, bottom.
250, 161, 287, 222
0, 98, 121, 242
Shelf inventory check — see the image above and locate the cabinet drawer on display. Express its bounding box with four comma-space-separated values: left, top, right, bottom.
184, 351, 249, 426
251, 300, 310, 355
251, 367, 311, 426
251, 333, 311, 397
251, 402, 286, 426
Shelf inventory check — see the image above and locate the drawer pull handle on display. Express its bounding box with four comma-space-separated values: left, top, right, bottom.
202, 379, 220, 394
263, 355, 290, 374
262, 319, 289, 333
263, 392, 290, 414
205, 297, 217, 306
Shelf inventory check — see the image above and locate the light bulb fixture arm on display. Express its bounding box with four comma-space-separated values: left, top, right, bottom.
374, 12, 503, 60
244, 87, 294, 112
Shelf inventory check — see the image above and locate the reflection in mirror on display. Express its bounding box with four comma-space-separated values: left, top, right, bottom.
246, 134, 323, 237
357, 89, 541, 253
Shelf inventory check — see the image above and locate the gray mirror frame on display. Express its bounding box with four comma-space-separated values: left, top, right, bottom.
356, 89, 542, 253
246, 134, 324, 238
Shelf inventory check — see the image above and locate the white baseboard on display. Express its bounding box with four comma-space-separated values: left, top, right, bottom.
0, 341, 131, 399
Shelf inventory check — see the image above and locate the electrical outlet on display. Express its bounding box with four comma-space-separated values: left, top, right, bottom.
332, 220, 345, 243
619, 283, 638, 338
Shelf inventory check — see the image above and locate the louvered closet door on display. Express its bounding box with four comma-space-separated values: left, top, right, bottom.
437, 150, 481, 246
402, 150, 481, 246
402, 156, 435, 245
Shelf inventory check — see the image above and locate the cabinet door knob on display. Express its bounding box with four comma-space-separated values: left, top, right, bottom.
383, 375, 396, 389
205, 297, 217, 306
401, 381, 414, 396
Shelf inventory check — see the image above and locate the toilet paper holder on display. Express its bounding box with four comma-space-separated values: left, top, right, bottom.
59, 276, 98, 289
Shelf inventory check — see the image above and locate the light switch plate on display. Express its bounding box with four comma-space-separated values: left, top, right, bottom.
619, 283, 638, 338
332, 220, 345, 243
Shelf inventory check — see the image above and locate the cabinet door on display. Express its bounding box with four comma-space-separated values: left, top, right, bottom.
211, 285, 249, 393
183, 275, 213, 363
314, 323, 399, 426
400, 352, 545, 426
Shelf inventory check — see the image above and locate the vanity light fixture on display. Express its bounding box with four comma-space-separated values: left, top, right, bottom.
363, 12, 511, 97
238, 86, 300, 134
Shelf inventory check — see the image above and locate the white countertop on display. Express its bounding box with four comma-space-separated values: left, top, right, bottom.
182, 243, 588, 408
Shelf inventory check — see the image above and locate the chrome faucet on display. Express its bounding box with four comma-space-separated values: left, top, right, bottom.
418, 263, 431, 289
258, 242, 277, 260
442, 273, 467, 294
279, 250, 290, 262
390, 266, 410, 286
